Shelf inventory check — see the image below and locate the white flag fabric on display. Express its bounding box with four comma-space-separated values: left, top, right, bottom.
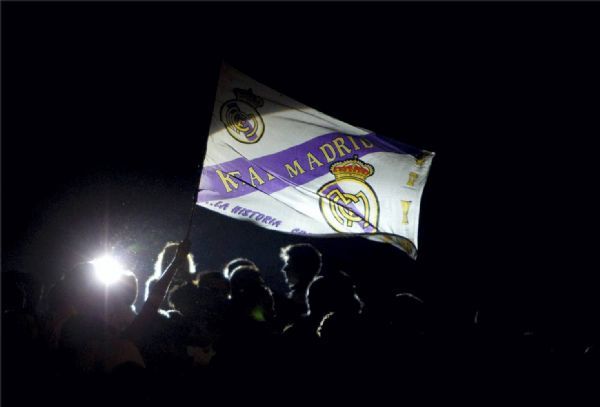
197, 63, 434, 258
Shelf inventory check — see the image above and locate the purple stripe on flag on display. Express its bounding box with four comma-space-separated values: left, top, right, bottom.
197, 132, 422, 203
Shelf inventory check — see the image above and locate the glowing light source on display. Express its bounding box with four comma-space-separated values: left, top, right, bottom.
91, 255, 125, 285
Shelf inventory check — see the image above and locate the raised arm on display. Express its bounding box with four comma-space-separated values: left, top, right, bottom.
123, 238, 191, 341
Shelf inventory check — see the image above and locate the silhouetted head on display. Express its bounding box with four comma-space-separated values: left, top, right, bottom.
229, 265, 274, 322
223, 257, 257, 279
197, 271, 230, 300
306, 271, 361, 320
101, 271, 138, 332
229, 265, 265, 298
61, 262, 104, 315
109, 272, 138, 309
155, 241, 196, 284
317, 311, 353, 341
144, 241, 196, 303
388, 292, 425, 336
280, 243, 322, 290
168, 282, 200, 317
191, 272, 231, 342
62, 262, 138, 327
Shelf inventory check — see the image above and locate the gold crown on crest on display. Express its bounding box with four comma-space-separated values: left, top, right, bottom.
233, 88, 264, 108
330, 155, 375, 181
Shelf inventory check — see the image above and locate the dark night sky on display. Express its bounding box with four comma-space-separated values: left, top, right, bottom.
2, 3, 599, 325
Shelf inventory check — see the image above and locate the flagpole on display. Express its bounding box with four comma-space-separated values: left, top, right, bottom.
184, 194, 198, 240
184, 60, 222, 240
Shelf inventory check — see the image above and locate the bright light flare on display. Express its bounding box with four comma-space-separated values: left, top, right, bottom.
91, 255, 125, 285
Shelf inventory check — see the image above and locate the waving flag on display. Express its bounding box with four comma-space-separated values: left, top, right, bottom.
197, 63, 434, 258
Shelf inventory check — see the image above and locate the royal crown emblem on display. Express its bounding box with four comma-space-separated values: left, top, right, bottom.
329, 156, 375, 181
220, 88, 265, 144
318, 155, 379, 233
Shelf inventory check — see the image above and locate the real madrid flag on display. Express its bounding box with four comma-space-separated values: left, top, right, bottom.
197, 63, 434, 258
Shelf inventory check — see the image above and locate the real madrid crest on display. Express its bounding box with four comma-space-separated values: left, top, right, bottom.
318, 155, 380, 234
220, 88, 265, 144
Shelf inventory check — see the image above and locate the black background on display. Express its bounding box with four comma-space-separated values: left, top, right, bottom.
2, 2, 599, 337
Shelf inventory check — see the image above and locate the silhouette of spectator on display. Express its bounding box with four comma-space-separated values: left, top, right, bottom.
168, 272, 231, 367
51, 262, 146, 375
228, 265, 275, 323
168, 281, 200, 316
193, 271, 231, 344
60, 262, 109, 319
212, 265, 280, 376
285, 271, 361, 339
106, 271, 139, 333
370, 292, 431, 382
144, 241, 196, 306
388, 293, 425, 336
222, 257, 256, 279
43, 278, 77, 350
54, 262, 137, 331
123, 239, 192, 376
126, 239, 191, 339
308, 272, 362, 319
280, 271, 362, 378
278, 243, 322, 321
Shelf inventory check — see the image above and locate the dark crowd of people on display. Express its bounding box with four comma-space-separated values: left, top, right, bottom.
2, 239, 598, 405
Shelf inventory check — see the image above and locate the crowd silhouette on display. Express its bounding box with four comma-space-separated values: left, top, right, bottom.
2, 239, 597, 405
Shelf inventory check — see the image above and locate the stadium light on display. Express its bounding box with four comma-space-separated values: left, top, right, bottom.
91, 255, 125, 285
